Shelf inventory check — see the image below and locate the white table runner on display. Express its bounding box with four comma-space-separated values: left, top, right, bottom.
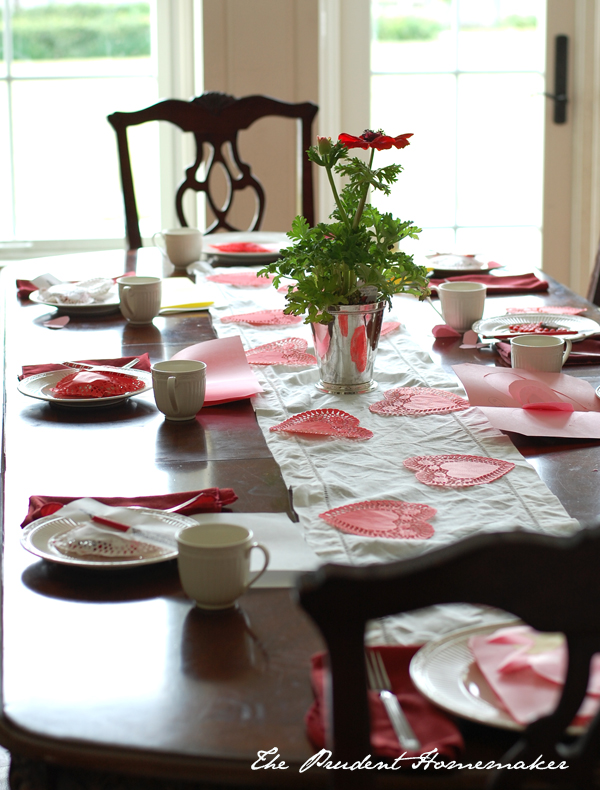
198, 263, 580, 642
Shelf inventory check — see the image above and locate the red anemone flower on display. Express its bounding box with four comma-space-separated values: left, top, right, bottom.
338, 130, 413, 151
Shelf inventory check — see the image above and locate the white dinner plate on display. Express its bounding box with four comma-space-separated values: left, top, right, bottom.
29, 286, 121, 316
21, 508, 194, 568
409, 621, 583, 735
472, 313, 600, 342
203, 232, 291, 262
17, 368, 153, 409
425, 253, 496, 274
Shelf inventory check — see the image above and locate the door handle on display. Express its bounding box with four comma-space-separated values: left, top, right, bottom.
544, 35, 568, 124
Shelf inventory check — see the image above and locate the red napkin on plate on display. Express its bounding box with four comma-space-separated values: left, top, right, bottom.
21, 488, 238, 527
495, 340, 600, 367
306, 647, 463, 760
19, 353, 151, 381
429, 273, 549, 295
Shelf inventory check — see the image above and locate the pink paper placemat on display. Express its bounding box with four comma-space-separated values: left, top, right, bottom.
171, 336, 263, 405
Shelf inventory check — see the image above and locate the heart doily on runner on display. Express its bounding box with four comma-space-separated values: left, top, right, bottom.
404, 454, 515, 487
380, 321, 401, 336
221, 310, 303, 325
245, 338, 317, 366
270, 409, 373, 440
369, 387, 470, 417
505, 306, 586, 316
206, 272, 274, 287
319, 500, 436, 539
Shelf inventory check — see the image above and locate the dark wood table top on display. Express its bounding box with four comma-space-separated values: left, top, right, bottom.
1, 250, 599, 789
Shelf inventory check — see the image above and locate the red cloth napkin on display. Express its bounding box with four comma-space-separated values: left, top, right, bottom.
19, 353, 152, 381
21, 488, 238, 527
306, 647, 464, 761
496, 340, 600, 367
429, 273, 549, 295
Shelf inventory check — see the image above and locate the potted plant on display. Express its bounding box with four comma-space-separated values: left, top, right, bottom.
260, 130, 430, 394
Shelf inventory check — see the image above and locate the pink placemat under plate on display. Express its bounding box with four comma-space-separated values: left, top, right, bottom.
270, 409, 373, 440
245, 338, 317, 366
370, 387, 470, 417
221, 309, 303, 326
404, 454, 515, 487
206, 272, 275, 287
320, 500, 436, 539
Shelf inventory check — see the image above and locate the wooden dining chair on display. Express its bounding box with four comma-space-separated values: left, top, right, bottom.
107, 91, 318, 249
587, 238, 600, 305
297, 525, 600, 790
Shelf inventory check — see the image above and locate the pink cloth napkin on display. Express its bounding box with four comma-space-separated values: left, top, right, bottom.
470, 625, 600, 726
429, 273, 549, 295
19, 354, 151, 381
495, 340, 600, 367
22, 488, 238, 527
306, 647, 464, 760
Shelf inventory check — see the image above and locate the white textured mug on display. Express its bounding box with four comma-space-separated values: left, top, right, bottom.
437, 281, 487, 332
176, 523, 270, 610
511, 334, 572, 372
117, 276, 162, 325
152, 228, 202, 268
151, 360, 206, 421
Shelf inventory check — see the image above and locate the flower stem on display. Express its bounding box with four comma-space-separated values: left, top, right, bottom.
326, 165, 350, 228
352, 148, 375, 230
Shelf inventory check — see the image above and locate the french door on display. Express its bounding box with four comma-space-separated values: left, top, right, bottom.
327, 0, 600, 295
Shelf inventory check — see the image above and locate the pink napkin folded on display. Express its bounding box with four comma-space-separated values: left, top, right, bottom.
495, 340, 600, 367
21, 488, 238, 527
429, 273, 549, 295
470, 625, 600, 726
306, 647, 464, 760
19, 353, 151, 381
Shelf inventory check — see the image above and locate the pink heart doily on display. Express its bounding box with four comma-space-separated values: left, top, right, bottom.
380, 321, 401, 336
404, 454, 515, 487
369, 387, 470, 417
506, 306, 586, 316
319, 500, 436, 539
221, 310, 303, 325
245, 338, 317, 366
206, 272, 274, 287
270, 409, 373, 440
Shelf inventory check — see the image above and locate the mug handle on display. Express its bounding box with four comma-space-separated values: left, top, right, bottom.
167, 376, 179, 415
152, 232, 166, 254
121, 285, 133, 314
246, 543, 270, 589
562, 339, 572, 365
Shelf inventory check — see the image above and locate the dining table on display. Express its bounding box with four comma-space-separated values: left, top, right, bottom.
1, 246, 600, 790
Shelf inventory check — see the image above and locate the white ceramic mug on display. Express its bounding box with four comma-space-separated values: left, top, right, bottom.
176, 523, 270, 610
511, 334, 572, 372
117, 276, 162, 325
151, 360, 206, 421
152, 228, 202, 268
437, 281, 487, 332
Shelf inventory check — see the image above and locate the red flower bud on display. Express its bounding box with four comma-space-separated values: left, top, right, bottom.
316, 136, 332, 156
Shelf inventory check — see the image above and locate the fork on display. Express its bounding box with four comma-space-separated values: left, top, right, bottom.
61, 358, 141, 372
365, 649, 421, 752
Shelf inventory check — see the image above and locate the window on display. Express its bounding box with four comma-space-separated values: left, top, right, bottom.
1, 0, 198, 259
370, 0, 546, 268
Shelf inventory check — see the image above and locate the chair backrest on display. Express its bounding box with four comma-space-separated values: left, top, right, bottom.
297, 525, 600, 790
108, 91, 318, 249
